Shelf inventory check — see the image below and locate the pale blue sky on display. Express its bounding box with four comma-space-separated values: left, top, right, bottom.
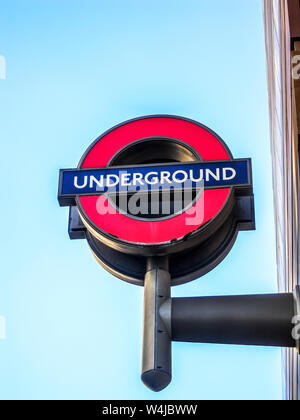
0, 0, 282, 400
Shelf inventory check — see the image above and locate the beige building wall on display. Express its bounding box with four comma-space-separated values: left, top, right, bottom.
262, 0, 300, 401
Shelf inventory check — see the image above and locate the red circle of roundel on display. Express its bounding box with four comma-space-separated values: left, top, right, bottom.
78, 116, 231, 244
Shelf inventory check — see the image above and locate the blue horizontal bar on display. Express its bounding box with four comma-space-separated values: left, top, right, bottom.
58, 159, 251, 203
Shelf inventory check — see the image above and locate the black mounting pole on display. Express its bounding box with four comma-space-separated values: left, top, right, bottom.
141, 257, 172, 392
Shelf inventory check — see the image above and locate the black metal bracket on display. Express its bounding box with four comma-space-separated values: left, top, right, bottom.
141, 257, 172, 392
294, 286, 300, 353
141, 265, 300, 392
68, 206, 86, 240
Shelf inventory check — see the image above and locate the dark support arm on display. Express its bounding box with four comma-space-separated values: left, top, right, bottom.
142, 286, 300, 392
141, 257, 172, 392
170, 293, 296, 348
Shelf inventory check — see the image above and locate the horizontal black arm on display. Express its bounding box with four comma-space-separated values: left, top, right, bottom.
169, 293, 296, 348
144, 283, 300, 392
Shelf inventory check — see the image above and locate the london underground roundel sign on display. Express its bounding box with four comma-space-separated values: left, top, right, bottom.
58, 115, 255, 285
